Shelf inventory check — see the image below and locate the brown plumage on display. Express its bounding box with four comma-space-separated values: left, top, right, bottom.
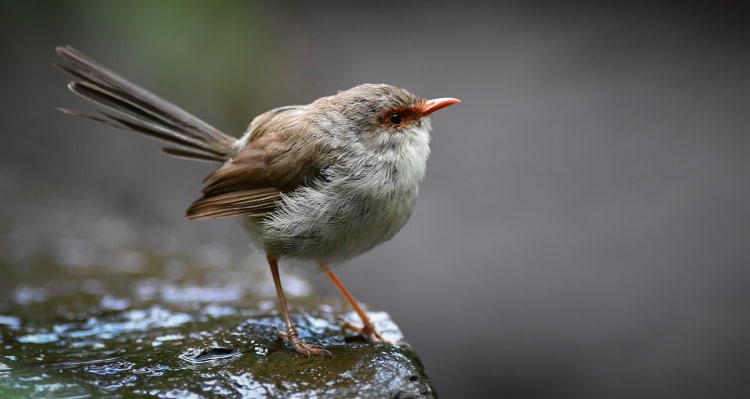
57, 45, 329, 220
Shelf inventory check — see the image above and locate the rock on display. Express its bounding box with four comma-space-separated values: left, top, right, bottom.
0, 300, 437, 398
0, 214, 437, 398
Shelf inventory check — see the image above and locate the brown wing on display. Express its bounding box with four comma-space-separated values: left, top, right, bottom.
185, 116, 331, 219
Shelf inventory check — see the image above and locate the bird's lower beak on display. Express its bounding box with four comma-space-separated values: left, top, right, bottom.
420, 97, 460, 116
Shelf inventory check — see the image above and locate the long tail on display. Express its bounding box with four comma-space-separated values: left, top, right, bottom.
56, 45, 237, 162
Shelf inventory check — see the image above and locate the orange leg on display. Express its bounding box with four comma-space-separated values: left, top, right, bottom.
267, 255, 330, 356
318, 261, 385, 343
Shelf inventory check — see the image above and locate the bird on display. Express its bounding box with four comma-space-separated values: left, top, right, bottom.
55, 45, 459, 356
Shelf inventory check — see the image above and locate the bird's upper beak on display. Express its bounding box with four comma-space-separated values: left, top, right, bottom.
419, 97, 460, 116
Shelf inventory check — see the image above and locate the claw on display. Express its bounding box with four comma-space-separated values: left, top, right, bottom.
342, 320, 394, 344
279, 326, 331, 357
292, 340, 332, 357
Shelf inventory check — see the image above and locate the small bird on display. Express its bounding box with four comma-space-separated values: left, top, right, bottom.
56, 46, 459, 356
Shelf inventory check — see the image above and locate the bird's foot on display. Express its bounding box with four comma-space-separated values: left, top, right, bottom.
277, 328, 331, 357
342, 320, 392, 344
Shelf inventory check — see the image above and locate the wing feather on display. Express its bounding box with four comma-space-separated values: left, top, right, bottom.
186, 115, 333, 219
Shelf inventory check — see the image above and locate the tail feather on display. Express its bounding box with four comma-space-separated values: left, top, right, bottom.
56, 45, 237, 162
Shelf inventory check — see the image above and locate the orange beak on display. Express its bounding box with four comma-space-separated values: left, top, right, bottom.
420, 97, 461, 116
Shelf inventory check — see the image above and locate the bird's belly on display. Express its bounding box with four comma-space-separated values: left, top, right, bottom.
250, 184, 418, 262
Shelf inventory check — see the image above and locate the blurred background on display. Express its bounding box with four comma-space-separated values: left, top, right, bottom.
1, 1, 750, 397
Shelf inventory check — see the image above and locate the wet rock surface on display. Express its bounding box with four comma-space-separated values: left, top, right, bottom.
0, 205, 436, 398
1, 301, 434, 398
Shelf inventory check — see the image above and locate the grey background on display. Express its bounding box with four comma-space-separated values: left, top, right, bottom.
2, 1, 749, 397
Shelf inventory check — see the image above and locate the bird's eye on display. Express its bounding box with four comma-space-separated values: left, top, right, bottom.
388, 113, 402, 124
